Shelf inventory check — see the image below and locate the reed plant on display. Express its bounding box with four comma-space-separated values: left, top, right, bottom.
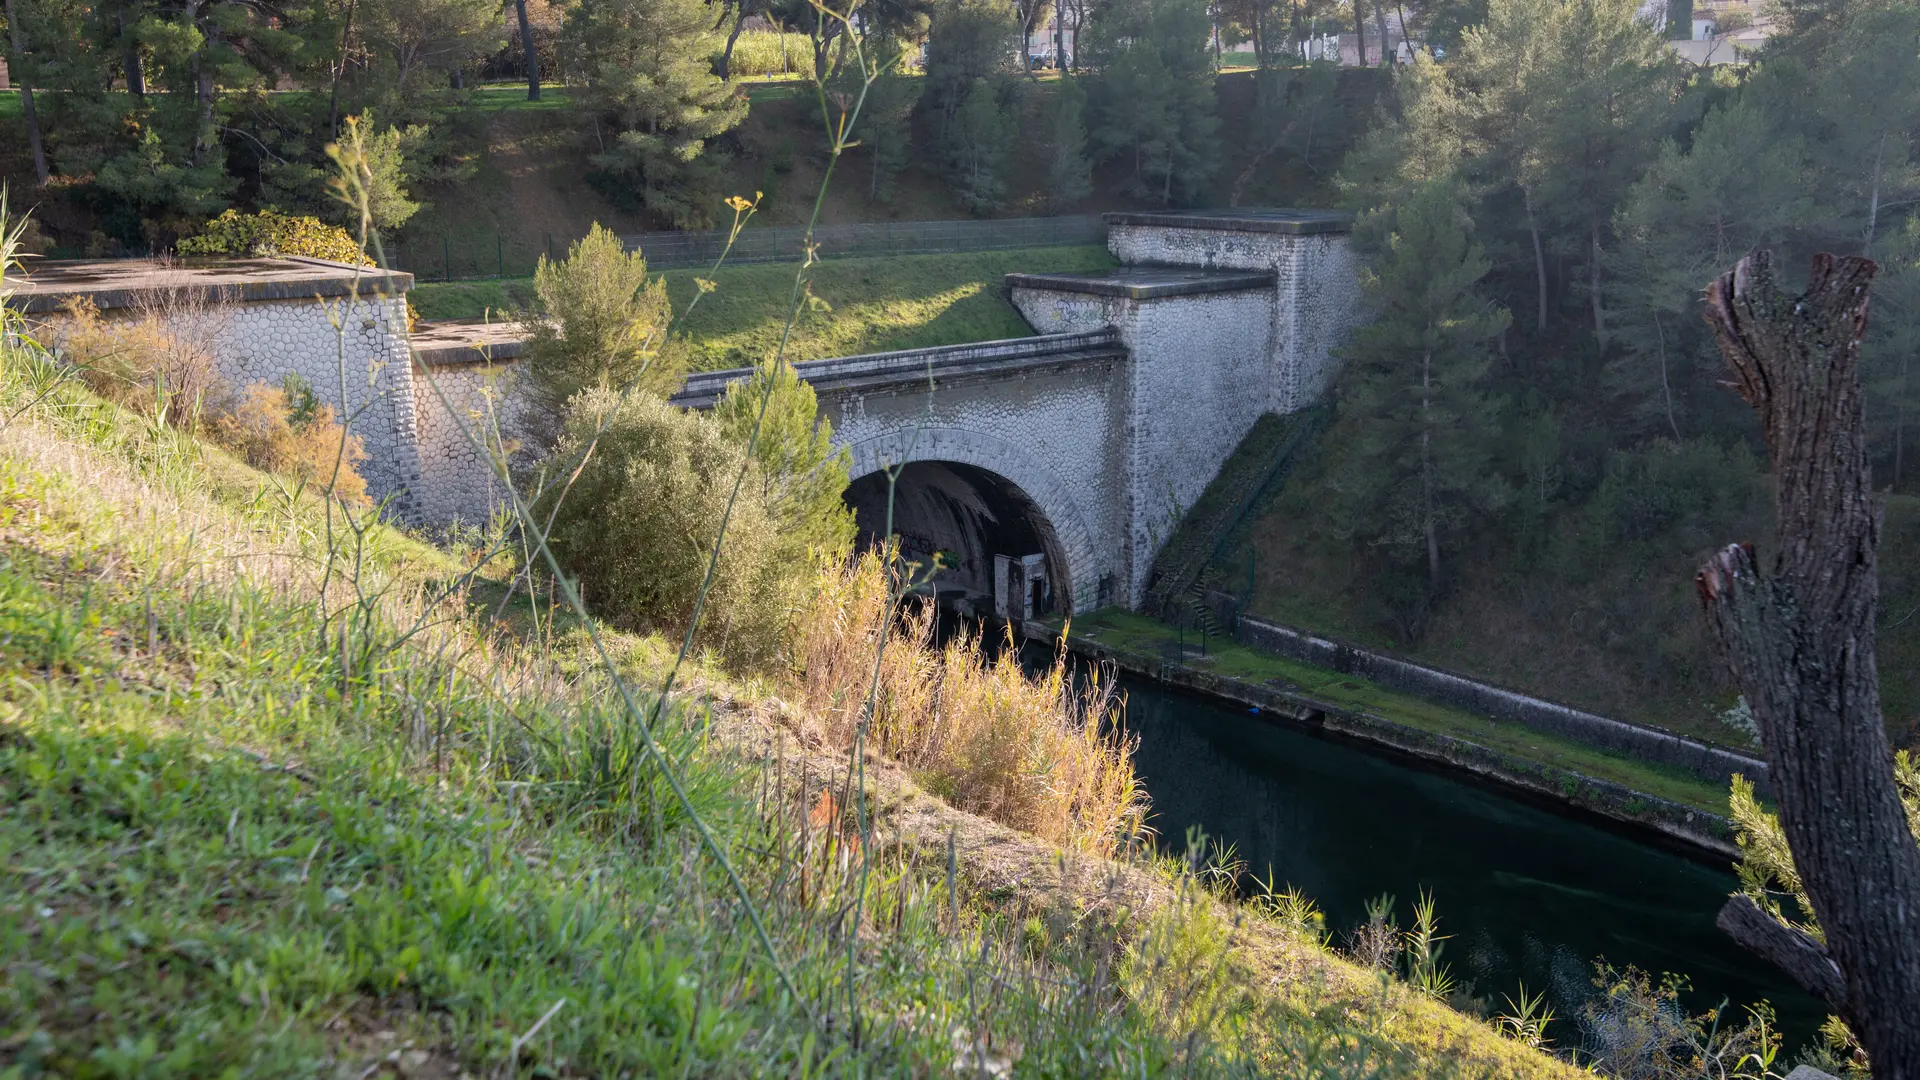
790, 548, 1148, 857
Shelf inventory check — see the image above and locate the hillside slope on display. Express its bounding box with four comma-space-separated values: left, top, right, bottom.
0, 353, 1576, 1075
1178, 418, 1920, 749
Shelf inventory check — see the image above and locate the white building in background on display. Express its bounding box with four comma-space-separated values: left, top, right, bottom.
1025, 13, 1077, 68
1671, 0, 1770, 65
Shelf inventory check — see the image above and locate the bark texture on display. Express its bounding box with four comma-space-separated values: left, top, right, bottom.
1696, 250, 1920, 1077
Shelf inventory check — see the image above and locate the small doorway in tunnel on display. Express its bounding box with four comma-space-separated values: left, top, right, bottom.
842, 461, 1069, 616
993, 553, 1051, 621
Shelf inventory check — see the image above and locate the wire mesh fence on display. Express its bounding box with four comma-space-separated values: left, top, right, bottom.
382, 215, 1108, 282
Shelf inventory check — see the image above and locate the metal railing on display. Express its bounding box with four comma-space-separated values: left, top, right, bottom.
382, 214, 1108, 282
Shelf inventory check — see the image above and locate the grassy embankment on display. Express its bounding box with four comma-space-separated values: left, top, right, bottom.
410, 244, 1117, 368
1128, 414, 1742, 818
1058, 609, 1736, 818
388, 67, 1382, 279
0, 346, 1578, 1072
1200, 427, 1920, 750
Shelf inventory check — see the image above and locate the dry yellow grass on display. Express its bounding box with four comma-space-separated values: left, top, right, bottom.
790, 550, 1148, 858
707, 691, 1594, 1080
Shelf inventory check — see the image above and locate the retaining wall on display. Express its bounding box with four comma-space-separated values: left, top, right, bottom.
1224, 603, 1771, 792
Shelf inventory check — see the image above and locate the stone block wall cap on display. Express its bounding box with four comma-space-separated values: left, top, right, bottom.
671, 329, 1124, 408
1103, 208, 1354, 235
1007, 267, 1276, 300
3, 255, 413, 313
410, 318, 527, 366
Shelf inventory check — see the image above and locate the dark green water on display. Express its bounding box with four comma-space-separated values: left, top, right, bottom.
1115, 674, 1826, 1046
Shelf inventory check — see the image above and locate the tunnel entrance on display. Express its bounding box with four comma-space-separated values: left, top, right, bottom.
843, 461, 1069, 618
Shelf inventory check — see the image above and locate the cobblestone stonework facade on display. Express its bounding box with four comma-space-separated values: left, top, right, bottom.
1008, 282, 1277, 604
410, 360, 526, 527
9, 259, 427, 516
1105, 209, 1361, 412
216, 295, 424, 513
11, 217, 1360, 611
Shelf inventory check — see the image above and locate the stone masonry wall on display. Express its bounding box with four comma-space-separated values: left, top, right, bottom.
410, 360, 528, 528
1107, 224, 1359, 412
36, 291, 425, 515
1229, 607, 1772, 792
211, 295, 423, 514
822, 355, 1127, 610
1014, 285, 1273, 604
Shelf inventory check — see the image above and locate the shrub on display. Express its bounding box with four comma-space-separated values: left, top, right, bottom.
533, 388, 795, 669
1591, 438, 1764, 546
177, 210, 373, 266
52, 295, 229, 428
212, 377, 371, 505
790, 550, 1147, 856
521, 225, 678, 445
712, 359, 855, 560
1577, 963, 1783, 1079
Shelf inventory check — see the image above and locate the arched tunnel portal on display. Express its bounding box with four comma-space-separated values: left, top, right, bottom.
843, 461, 1071, 618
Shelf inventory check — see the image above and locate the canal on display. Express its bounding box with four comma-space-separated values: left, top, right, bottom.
1113, 671, 1827, 1048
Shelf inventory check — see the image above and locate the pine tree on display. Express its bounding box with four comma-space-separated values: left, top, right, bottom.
1042, 76, 1093, 211
921, 0, 1016, 130
521, 224, 677, 444
566, 0, 747, 227
713, 360, 856, 559
1604, 96, 1815, 440
1321, 180, 1512, 593
1487, 0, 1677, 336
857, 48, 918, 203
921, 0, 1016, 209
1079, 0, 1220, 204
948, 77, 1014, 213
1866, 217, 1920, 489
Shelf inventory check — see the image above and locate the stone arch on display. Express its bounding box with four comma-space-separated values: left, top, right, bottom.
842, 427, 1100, 614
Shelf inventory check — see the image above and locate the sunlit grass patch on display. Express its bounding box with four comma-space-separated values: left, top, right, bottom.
408, 245, 1119, 368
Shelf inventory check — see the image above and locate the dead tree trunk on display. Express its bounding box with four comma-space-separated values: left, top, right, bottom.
1697, 250, 1920, 1077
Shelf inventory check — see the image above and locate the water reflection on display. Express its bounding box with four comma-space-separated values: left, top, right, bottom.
1116, 674, 1826, 1045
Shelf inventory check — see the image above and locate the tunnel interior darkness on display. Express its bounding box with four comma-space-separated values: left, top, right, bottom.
843, 461, 1067, 614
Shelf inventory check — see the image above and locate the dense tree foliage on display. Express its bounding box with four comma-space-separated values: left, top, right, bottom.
1315, 0, 1920, 592
1078, 0, 1220, 203
566, 0, 746, 227
1321, 180, 1510, 600
920, 0, 1017, 211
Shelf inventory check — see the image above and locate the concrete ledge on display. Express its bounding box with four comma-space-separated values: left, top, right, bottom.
1104, 208, 1353, 236
1006, 266, 1274, 300
410, 318, 526, 366
1045, 621, 1740, 859
672, 330, 1126, 408
1228, 608, 1771, 793
4, 256, 412, 314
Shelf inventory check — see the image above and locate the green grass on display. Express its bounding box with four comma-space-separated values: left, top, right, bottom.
460, 84, 578, 112
1064, 609, 1739, 816
409, 245, 1118, 369
0, 337, 1583, 1077
0, 375, 1176, 1076
0, 92, 21, 120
